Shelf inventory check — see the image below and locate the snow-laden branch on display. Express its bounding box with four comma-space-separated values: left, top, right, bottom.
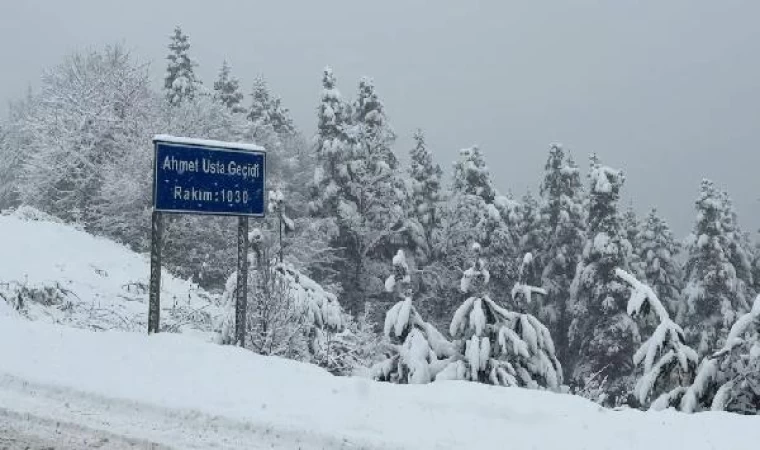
716, 294, 760, 359
617, 268, 698, 407
510, 283, 547, 305
615, 268, 669, 323
676, 294, 760, 412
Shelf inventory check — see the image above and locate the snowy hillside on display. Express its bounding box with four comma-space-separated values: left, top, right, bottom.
0, 207, 222, 337
1, 316, 758, 450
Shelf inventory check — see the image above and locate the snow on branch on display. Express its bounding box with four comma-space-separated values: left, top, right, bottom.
511, 252, 547, 305
616, 268, 669, 323
679, 295, 760, 412
510, 284, 546, 305
718, 294, 760, 358
617, 268, 698, 407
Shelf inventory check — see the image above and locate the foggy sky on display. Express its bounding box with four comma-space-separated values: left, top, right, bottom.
1, 0, 758, 237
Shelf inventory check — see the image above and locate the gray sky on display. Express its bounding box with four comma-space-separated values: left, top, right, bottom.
1, 0, 758, 237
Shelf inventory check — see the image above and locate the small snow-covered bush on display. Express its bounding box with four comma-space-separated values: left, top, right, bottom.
217, 248, 343, 363
438, 244, 563, 390
371, 250, 454, 384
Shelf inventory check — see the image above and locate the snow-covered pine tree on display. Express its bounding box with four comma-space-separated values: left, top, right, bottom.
248, 76, 271, 126
247, 75, 295, 137
310, 66, 351, 218
568, 156, 639, 404
442, 146, 518, 301
638, 209, 684, 319
518, 191, 545, 264
681, 179, 750, 356
452, 146, 496, 202
512, 192, 551, 323
164, 26, 201, 106
332, 76, 405, 315
352, 77, 397, 171
617, 269, 698, 410
537, 144, 586, 365
623, 205, 645, 280
719, 190, 755, 301
371, 250, 454, 384
406, 128, 443, 261
680, 294, 760, 414
268, 96, 296, 137
437, 244, 563, 390
213, 60, 245, 113
516, 192, 546, 308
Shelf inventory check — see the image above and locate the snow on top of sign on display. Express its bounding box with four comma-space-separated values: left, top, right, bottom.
153, 135, 265, 152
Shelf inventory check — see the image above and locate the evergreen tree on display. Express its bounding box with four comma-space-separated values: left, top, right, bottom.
681, 180, 750, 356
213, 60, 245, 113
437, 244, 563, 389
248, 76, 271, 125
164, 26, 200, 106
406, 128, 443, 261
638, 209, 684, 318
680, 294, 760, 414
351, 77, 397, 171
719, 190, 754, 299
623, 205, 645, 279
568, 157, 639, 404
268, 96, 296, 136
618, 269, 697, 410
333, 76, 403, 315
310, 67, 351, 217
371, 250, 454, 384
248, 75, 295, 136
452, 146, 497, 202
515, 192, 548, 315
517, 191, 545, 264
537, 144, 586, 365
443, 146, 518, 300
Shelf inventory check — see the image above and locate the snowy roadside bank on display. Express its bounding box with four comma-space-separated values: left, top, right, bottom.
0, 209, 222, 336
1, 316, 758, 450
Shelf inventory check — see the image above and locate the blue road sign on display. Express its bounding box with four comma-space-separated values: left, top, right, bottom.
153, 135, 266, 217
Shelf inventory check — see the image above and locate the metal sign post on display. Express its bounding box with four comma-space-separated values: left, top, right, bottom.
149, 135, 266, 341
148, 210, 163, 334
235, 217, 249, 346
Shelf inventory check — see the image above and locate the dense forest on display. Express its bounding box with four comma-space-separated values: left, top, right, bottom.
1, 27, 758, 414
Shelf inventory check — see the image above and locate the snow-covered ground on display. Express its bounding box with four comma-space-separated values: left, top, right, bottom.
0, 207, 222, 337
1, 316, 758, 449
1, 208, 759, 449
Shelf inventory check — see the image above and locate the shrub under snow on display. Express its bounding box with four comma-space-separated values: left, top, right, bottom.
438, 244, 563, 390
371, 250, 454, 384
217, 255, 343, 362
